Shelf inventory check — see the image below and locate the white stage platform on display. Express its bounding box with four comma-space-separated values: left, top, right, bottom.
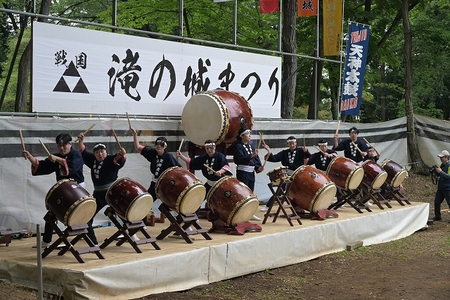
0, 202, 429, 300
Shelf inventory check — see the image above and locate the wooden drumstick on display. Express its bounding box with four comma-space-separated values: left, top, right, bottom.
258, 132, 262, 149
126, 112, 132, 128
74, 123, 96, 143
178, 138, 184, 152
314, 145, 327, 155
111, 129, 122, 148
335, 120, 341, 135
203, 164, 218, 174
351, 141, 363, 154
38, 139, 52, 156
19, 130, 26, 159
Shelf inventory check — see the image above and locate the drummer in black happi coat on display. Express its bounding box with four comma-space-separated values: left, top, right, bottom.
333, 126, 368, 163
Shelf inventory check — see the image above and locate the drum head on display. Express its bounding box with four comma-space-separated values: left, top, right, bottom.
391, 169, 408, 187
227, 196, 259, 226
126, 194, 154, 221
309, 183, 337, 213
347, 167, 364, 190
182, 93, 228, 146
371, 171, 388, 190
66, 197, 97, 227
177, 183, 206, 215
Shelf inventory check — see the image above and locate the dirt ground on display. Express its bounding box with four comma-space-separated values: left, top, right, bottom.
2, 172, 450, 300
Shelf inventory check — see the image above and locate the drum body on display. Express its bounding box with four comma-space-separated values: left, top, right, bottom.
362, 160, 388, 189
156, 166, 206, 215
181, 89, 254, 147
45, 179, 96, 227
326, 156, 364, 190
207, 176, 259, 226
381, 159, 408, 187
267, 166, 289, 186
106, 177, 153, 222
287, 166, 337, 213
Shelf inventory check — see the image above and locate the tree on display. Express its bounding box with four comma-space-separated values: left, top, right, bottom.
280, 0, 296, 119
402, 0, 426, 173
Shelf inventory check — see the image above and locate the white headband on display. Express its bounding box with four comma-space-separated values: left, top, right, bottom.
318, 142, 328, 146
240, 129, 251, 136
204, 142, 216, 147
287, 138, 296, 143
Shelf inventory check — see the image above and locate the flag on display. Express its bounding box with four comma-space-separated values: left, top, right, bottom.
260, 0, 279, 14
213, 0, 232, 2
323, 0, 343, 56
298, 0, 317, 17
340, 23, 371, 116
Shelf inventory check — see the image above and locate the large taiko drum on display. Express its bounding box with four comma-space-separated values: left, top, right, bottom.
45, 179, 96, 227
207, 176, 259, 226
267, 166, 289, 186
381, 159, 408, 187
287, 165, 337, 213
181, 89, 254, 147
156, 166, 206, 215
106, 177, 154, 222
326, 156, 364, 190
361, 160, 388, 189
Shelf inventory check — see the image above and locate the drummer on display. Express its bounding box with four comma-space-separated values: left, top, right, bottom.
260, 136, 311, 212
77, 133, 127, 245
234, 128, 266, 220
22, 133, 85, 248
333, 126, 368, 163
130, 127, 181, 219
364, 146, 380, 163
307, 139, 338, 172
176, 139, 231, 195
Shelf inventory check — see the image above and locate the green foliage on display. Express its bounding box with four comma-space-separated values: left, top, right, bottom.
1, 0, 450, 120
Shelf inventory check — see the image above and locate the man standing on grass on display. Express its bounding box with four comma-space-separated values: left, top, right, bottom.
432, 150, 450, 222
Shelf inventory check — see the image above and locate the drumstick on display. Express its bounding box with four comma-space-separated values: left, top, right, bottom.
257, 132, 262, 149
19, 130, 26, 159
38, 139, 52, 156
363, 137, 373, 147
203, 164, 217, 174
178, 138, 184, 152
111, 129, 122, 148
126, 112, 132, 128
335, 120, 341, 135
258, 132, 266, 147
314, 145, 327, 155
351, 141, 363, 154
74, 123, 96, 143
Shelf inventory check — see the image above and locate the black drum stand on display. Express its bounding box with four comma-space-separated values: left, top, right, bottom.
263, 180, 302, 226
329, 188, 371, 213
100, 207, 160, 253
41, 211, 104, 263
381, 184, 410, 206
156, 203, 212, 243
359, 183, 392, 209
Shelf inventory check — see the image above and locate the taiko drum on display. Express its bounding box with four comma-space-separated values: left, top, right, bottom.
181, 89, 253, 147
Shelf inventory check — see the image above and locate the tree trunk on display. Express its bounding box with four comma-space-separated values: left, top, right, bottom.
15, 0, 52, 112
15, 42, 31, 112
402, 0, 426, 173
307, 49, 323, 120
280, 0, 297, 119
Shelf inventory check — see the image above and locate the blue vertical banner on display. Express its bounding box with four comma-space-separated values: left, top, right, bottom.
340, 23, 371, 116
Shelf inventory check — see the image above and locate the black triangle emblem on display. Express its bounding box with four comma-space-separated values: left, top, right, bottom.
63, 61, 81, 77
72, 78, 89, 93
53, 77, 71, 92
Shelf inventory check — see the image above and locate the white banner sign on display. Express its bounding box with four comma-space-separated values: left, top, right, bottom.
32, 22, 281, 118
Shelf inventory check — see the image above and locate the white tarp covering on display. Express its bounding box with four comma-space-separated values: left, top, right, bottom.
0, 114, 448, 232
